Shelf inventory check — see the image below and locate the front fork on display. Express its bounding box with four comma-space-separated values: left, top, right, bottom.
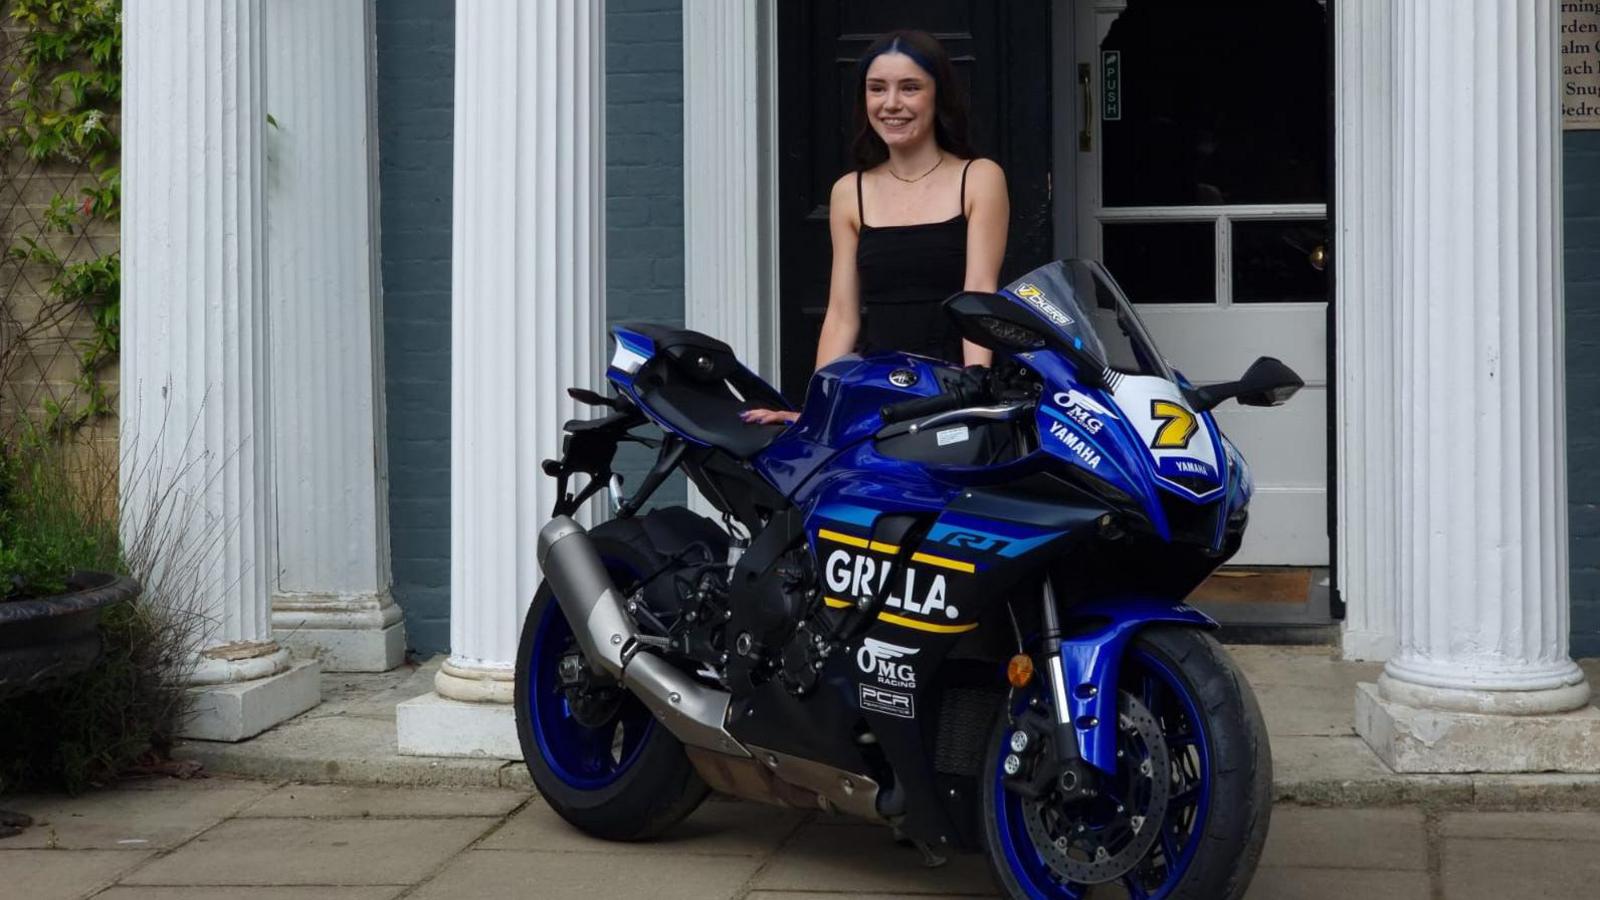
1007, 584, 1218, 789
1005, 577, 1100, 801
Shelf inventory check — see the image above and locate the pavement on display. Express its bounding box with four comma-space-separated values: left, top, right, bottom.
4, 644, 1600, 898
173, 645, 1600, 809
4, 776, 1600, 898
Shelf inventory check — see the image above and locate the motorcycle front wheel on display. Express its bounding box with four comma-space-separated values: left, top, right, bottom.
981, 626, 1271, 899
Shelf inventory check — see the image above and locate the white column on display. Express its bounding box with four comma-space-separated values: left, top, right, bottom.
122, 0, 319, 742
683, 0, 771, 377
1354, 0, 1599, 773
1334, 0, 1398, 662
397, 0, 606, 758
264, 0, 403, 673
683, 1, 781, 517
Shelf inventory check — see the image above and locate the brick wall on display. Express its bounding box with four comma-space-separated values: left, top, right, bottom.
1568, 130, 1600, 657
606, 0, 687, 507
375, 0, 454, 656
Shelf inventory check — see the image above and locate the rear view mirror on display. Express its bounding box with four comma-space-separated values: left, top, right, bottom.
1185, 356, 1304, 412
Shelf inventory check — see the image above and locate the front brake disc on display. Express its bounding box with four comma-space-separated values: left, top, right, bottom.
1022, 690, 1171, 884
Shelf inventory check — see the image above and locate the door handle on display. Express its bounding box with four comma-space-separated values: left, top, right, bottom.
1078, 63, 1093, 151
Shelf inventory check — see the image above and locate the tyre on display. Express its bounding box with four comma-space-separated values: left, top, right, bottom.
981, 626, 1272, 899
513, 521, 709, 841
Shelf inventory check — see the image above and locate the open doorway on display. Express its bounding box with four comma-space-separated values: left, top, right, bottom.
1064, 0, 1337, 639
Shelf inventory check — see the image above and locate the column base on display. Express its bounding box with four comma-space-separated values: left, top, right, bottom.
394, 691, 520, 759
1355, 681, 1600, 773
180, 659, 322, 742
272, 591, 406, 672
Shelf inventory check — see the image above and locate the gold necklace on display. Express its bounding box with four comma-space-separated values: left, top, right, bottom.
887, 154, 944, 184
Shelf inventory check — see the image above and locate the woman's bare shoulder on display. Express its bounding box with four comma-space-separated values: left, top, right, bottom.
829, 171, 861, 224
964, 157, 1007, 185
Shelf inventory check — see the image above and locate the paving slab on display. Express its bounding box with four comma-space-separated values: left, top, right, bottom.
1243, 867, 1431, 900
409, 848, 763, 900
745, 894, 997, 900
752, 822, 995, 895
177, 712, 518, 789
119, 816, 498, 886
1441, 836, 1600, 900
0, 849, 153, 900
240, 782, 530, 819
97, 888, 404, 900
1, 778, 274, 850
1257, 807, 1427, 871
1439, 809, 1600, 842
480, 795, 804, 855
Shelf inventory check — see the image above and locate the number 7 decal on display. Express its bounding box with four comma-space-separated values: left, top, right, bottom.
1149, 400, 1197, 449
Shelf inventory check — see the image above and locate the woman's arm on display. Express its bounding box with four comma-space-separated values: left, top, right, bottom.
815, 173, 863, 370
960, 158, 1010, 368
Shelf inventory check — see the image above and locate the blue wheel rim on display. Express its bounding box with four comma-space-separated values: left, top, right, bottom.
994, 646, 1212, 899
526, 558, 656, 790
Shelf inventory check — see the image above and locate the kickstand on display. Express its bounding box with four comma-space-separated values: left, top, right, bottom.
913, 840, 948, 868
0, 809, 32, 840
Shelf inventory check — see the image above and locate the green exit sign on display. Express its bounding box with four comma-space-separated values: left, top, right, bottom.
1102, 51, 1122, 121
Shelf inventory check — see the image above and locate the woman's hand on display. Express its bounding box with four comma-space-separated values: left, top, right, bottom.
740, 408, 800, 426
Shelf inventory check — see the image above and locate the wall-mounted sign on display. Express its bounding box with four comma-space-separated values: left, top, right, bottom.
1102, 51, 1122, 122
1564, 3, 1600, 129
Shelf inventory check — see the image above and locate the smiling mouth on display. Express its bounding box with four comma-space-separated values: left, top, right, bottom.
879, 117, 912, 128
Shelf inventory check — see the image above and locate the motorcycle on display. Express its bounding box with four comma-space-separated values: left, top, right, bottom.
515, 259, 1300, 898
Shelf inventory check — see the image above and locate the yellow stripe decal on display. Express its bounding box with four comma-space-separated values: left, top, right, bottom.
822, 597, 979, 634
816, 528, 870, 549
910, 552, 977, 574
816, 529, 974, 572
876, 611, 979, 634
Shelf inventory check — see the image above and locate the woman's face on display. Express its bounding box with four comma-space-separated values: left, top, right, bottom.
864, 52, 937, 152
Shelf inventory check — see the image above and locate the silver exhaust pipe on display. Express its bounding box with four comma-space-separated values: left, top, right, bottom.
537, 516, 750, 759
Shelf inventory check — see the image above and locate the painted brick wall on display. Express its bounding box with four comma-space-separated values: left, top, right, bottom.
376, 0, 455, 656
1568, 130, 1600, 657
606, 0, 688, 507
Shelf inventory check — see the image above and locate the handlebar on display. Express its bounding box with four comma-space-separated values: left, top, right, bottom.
880, 392, 967, 425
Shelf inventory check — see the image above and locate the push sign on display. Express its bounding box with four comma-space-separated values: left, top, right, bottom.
1102, 51, 1122, 121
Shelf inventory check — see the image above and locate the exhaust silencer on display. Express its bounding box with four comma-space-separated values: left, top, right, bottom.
537, 517, 750, 759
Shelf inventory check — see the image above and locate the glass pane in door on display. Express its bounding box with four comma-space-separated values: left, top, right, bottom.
1098, 0, 1328, 208
1233, 220, 1329, 303
1102, 222, 1214, 304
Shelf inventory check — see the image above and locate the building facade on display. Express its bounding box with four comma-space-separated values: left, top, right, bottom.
119, 1, 1598, 765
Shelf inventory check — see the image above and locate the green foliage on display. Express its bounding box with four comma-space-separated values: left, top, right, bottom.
0, 436, 119, 599
2, 0, 121, 433
0, 435, 192, 795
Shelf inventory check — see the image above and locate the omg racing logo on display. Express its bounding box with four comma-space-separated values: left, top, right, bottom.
1053, 389, 1116, 435
856, 638, 918, 689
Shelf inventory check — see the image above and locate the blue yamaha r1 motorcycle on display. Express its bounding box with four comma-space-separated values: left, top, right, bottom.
517, 260, 1301, 898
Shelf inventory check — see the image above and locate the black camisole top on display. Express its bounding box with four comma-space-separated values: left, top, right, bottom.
854, 158, 976, 364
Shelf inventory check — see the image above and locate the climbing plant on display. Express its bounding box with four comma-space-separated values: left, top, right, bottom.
0, 0, 120, 435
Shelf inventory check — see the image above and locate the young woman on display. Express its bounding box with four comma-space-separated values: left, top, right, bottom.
742, 30, 1009, 425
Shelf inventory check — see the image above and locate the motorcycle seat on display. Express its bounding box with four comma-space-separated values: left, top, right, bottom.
618, 322, 795, 460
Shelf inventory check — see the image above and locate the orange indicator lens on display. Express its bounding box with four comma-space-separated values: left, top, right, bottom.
1007, 654, 1035, 688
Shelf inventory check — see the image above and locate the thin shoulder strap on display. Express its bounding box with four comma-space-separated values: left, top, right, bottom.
960, 158, 977, 212
856, 170, 866, 225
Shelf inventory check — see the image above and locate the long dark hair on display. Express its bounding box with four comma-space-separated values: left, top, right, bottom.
850, 30, 974, 170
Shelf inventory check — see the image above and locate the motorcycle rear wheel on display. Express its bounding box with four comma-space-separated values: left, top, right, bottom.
981, 626, 1271, 899
513, 525, 709, 841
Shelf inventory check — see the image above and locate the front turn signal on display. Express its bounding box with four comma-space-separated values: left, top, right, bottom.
1007, 654, 1035, 688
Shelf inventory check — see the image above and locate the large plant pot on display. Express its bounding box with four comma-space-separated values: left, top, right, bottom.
0, 571, 140, 701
